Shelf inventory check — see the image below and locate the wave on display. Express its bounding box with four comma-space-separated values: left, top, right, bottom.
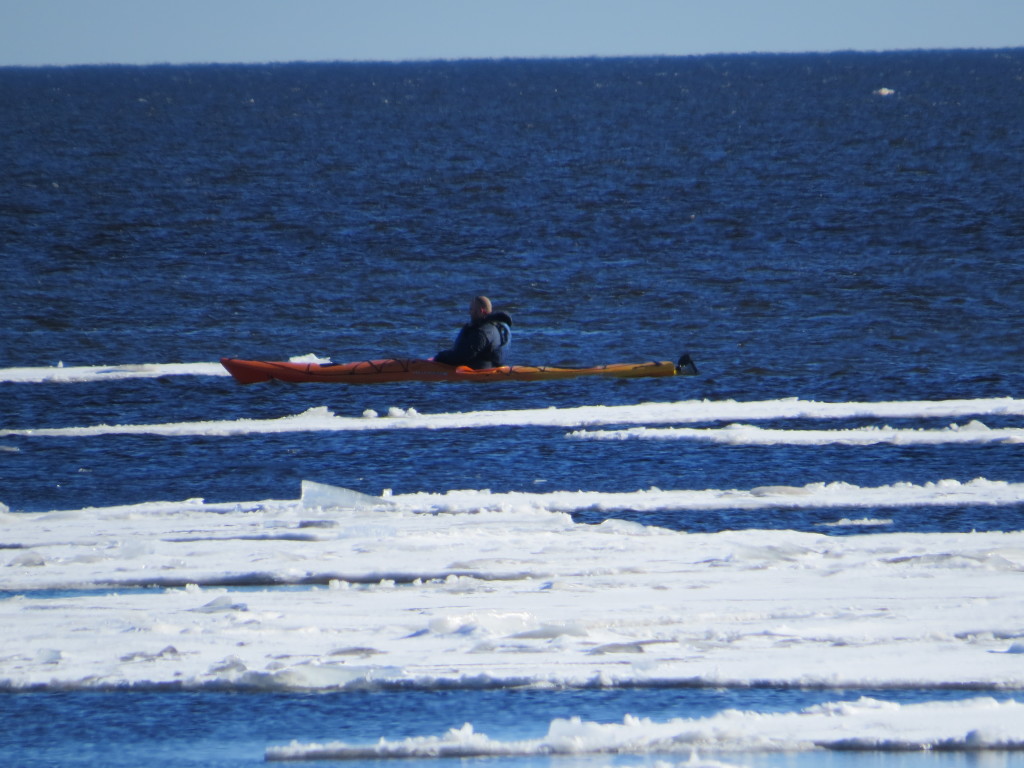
267, 698, 1024, 759
3, 397, 1024, 438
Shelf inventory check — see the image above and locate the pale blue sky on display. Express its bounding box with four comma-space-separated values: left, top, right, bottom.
2, 0, 1021, 67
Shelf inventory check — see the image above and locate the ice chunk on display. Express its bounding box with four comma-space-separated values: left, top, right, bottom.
8, 550, 45, 567
191, 595, 248, 613
300, 480, 393, 510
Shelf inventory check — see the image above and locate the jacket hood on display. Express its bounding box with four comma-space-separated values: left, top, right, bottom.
481, 311, 513, 327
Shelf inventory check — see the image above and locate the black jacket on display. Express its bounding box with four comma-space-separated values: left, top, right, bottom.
435, 311, 513, 369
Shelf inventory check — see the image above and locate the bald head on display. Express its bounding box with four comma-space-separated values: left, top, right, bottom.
470, 295, 492, 320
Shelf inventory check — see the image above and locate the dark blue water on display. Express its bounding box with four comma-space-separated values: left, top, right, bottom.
2, 51, 1024, 766
3, 53, 1023, 383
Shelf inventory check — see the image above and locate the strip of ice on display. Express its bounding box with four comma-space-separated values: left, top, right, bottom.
0, 361, 228, 383
4, 478, 1023, 522
266, 697, 1024, 760
3, 397, 1024, 438
2, 480, 1024, 693
568, 420, 1024, 445
390, 478, 1024, 513
0, 355, 335, 384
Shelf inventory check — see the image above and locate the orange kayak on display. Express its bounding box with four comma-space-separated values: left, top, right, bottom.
220, 355, 697, 385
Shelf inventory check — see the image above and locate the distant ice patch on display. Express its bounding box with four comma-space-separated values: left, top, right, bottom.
818, 517, 894, 528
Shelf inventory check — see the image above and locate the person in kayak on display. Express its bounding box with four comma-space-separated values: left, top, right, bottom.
434, 296, 512, 369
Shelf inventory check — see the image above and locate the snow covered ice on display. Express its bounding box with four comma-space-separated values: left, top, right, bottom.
3, 391, 1024, 759
4, 480, 1024, 696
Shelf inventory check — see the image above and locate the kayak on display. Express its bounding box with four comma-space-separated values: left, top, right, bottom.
220, 355, 698, 385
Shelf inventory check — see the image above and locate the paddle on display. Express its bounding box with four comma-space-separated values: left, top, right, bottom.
676, 353, 699, 375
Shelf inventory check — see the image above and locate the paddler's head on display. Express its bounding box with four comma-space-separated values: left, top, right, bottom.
470, 295, 492, 321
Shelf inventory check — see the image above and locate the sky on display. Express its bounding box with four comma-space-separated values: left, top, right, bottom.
1, 0, 1022, 67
